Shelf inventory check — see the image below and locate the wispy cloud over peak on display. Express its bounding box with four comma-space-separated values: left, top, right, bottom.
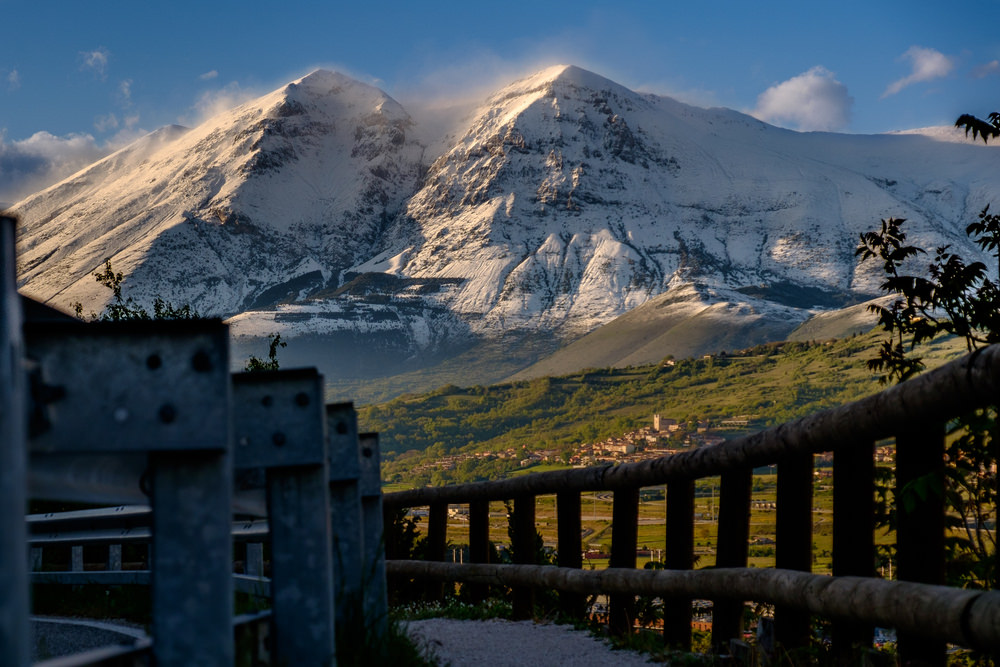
882, 46, 954, 98
199, 70, 219, 81
7, 69, 20, 92
118, 79, 133, 106
182, 81, 260, 126
751, 66, 853, 132
94, 113, 119, 133
973, 60, 1000, 79
80, 47, 111, 80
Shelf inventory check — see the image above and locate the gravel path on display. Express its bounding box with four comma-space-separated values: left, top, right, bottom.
31, 617, 148, 661
405, 618, 659, 667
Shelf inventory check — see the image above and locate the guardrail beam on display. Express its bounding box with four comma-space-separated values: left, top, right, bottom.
25, 320, 230, 455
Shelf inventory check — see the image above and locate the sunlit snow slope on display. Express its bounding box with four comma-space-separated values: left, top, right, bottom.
13, 65, 1000, 385
16, 70, 423, 316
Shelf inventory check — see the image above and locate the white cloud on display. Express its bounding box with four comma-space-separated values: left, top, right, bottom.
0, 130, 110, 203
118, 79, 133, 105
973, 60, 1000, 78
635, 80, 721, 109
80, 47, 111, 80
7, 69, 20, 92
94, 113, 119, 133
199, 70, 219, 81
882, 46, 955, 98
182, 81, 260, 125
750, 66, 853, 132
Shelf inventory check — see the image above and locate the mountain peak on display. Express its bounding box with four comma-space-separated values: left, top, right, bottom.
291, 68, 357, 88
278, 69, 406, 118
496, 64, 633, 100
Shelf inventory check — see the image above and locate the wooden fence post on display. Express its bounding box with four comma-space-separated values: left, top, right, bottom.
713, 469, 752, 653
664, 480, 694, 650
556, 491, 585, 619
468, 499, 490, 601
775, 453, 813, 650
609, 487, 640, 635
511, 494, 536, 619
427, 500, 448, 601
0, 214, 28, 667
895, 424, 945, 667
832, 441, 874, 662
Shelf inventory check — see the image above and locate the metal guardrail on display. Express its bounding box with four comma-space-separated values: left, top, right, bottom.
1, 214, 388, 666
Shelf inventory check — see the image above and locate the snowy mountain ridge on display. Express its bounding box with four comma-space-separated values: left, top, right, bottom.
15, 70, 424, 316
12, 65, 1000, 386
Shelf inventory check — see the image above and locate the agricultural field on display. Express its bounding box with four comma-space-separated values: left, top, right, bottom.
399, 469, 900, 576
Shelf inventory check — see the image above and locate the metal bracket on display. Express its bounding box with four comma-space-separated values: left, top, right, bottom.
25, 320, 230, 454
232, 369, 326, 469
328, 401, 361, 481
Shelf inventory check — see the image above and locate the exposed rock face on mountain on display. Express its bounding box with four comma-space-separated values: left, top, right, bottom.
12, 65, 1000, 389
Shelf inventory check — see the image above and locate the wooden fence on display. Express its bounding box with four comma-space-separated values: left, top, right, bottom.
383, 340, 1000, 664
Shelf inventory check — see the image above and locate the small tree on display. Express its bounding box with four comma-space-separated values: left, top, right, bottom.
855, 111, 1000, 588
244, 333, 286, 372
956, 111, 1000, 144
75, 259, 197, 321
77, 259, 285, 372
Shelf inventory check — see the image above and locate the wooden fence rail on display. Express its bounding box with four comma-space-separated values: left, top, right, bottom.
383, 341, 1000, 663
386, 562, 1000, 651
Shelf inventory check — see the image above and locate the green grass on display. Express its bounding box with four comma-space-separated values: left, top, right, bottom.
508, 462, 573, 476
369, 333, 966, 486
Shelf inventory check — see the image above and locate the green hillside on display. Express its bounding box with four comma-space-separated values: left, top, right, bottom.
360, 332, 964, 484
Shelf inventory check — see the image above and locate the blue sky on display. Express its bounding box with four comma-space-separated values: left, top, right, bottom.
1, 0, 997, 203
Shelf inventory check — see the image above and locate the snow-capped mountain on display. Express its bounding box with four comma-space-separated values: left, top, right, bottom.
15, 70, 424, 315
363, 64, 998, 339
12, 65, 1000, 388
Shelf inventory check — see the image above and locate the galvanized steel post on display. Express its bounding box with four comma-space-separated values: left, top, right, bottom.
233, 369, 336, 666
359, 432, 388, 638
327, 403, 365, 646
0, 214, 29, 667
151, 449, 233, 665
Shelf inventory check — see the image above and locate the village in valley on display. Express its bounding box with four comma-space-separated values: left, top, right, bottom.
403, 412, 898, 484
